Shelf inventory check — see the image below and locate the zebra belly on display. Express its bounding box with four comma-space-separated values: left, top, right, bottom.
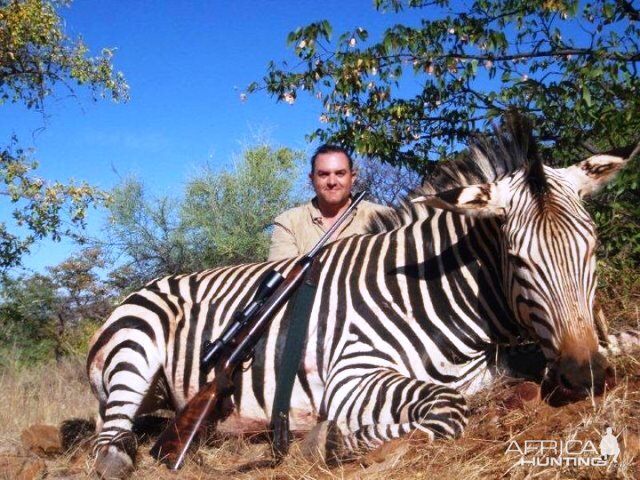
216, 358, 323, 434
217, 407, 319, 434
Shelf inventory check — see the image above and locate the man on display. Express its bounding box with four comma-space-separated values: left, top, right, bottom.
268, 144, 389, 261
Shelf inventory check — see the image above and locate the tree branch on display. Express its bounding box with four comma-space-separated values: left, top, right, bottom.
616, 0, 640, 21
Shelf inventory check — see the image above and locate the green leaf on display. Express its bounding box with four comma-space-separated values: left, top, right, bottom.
582, 86, 592, 107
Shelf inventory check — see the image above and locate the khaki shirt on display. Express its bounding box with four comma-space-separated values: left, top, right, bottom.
267, 197, 391, 261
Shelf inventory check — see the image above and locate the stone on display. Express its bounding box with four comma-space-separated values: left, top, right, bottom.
0, 455, 46, 480
21, 424, 62, 456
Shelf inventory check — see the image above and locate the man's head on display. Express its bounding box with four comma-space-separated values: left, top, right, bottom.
309, 144, 356, 211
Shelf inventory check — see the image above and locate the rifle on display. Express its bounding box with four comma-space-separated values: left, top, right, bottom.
149, 191, 368, 470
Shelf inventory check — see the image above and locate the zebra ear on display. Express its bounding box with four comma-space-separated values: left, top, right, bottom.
412, 182, 506, 218
562, 154, 627, 199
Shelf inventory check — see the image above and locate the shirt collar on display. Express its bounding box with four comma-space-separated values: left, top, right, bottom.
308, 195, 357, 225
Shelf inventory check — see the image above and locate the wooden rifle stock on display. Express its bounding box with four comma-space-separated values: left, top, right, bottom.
149, 368, 234, 468
149, 260, 310, 469
149, 191, 367, 469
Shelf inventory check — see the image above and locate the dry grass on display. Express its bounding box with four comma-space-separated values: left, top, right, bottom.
0, 356, 95, 441
598, 261, 640, 332
1, 307, 639, 479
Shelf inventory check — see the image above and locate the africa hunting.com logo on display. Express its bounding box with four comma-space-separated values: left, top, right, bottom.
505, 427, 621, 467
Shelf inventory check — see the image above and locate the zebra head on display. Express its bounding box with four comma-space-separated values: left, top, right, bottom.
413, 126, 635, 403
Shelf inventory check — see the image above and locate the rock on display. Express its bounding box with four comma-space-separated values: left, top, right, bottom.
0, 455, 46, 480
21, 424, 62, 456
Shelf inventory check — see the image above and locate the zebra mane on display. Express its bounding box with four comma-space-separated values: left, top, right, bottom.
367, 112, 544, 233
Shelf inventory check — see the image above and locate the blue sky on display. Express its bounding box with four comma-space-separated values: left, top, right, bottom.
1, 0, 418, 273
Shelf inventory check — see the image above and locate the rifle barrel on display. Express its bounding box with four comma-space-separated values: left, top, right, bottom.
307, 190, 366, 257
150, 190, 369, 469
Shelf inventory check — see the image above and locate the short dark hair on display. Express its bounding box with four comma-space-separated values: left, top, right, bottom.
310, 144, 353, 173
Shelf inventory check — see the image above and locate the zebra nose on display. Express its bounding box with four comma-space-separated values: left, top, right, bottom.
544, 352, 613, 405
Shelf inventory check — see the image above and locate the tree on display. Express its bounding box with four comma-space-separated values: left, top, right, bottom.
0, 248, 114, 365
254, 0, 640, 265
1, 0, 128, 269
0, 139, 111, 270
253, 0, 639, 170
355, 156, 421, 205
0, 272, 59, 365
103, 177, 189, 285
181, 145, 303, 266
103, 144, 303, 285
46, 247, 114, 360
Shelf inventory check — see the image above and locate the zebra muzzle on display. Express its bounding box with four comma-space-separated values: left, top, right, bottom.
541, 351, 614, 406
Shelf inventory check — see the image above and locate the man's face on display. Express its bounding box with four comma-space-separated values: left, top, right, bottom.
310, 152, 356, 209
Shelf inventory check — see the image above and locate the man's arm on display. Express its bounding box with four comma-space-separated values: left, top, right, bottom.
268, 221, 300, 261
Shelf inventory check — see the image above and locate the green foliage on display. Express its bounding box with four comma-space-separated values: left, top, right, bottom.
0, 0, 129, 109
257, 0, 640, 171
105, 177, 188, 284
46, 247, 113, 318
0, 247, 115, 366
257, 0, 639, 269
0, 141, 109, 269
0, 273, 59, 365
0, 0, 127, 269
355, 156, 421, 205
181, 145, 303, 266
589, 160, 640, 266
104, 144, 303, 285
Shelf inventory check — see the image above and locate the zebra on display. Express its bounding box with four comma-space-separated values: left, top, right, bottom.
86, 116, 639, 478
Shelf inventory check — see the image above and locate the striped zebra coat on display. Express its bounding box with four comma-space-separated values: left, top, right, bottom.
86, 118, 638, 478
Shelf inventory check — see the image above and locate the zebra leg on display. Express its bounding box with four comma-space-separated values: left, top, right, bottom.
310, 369, 468, 462
87, 293, 176, 478
341, 383, 468, 453
93, 428, 138, 480
90, 358, 170, 478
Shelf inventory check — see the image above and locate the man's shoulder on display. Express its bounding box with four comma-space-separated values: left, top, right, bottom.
273, 202, 314, 225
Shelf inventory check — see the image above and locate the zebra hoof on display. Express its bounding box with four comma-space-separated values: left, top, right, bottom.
94, 434, 137, 479
300, 420, 344, 466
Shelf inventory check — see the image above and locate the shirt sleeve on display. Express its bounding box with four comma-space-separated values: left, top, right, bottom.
267, 220, 300, 261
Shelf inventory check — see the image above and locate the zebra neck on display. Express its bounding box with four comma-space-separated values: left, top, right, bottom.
405, 212, 520, 345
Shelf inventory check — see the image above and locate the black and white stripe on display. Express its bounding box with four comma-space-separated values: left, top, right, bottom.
87, 117, 639, 476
